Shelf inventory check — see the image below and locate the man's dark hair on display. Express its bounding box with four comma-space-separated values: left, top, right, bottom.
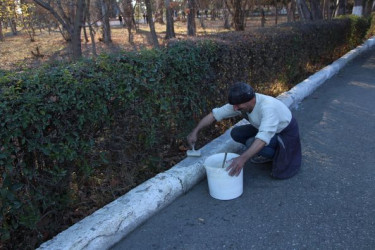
228, 82, 255, 105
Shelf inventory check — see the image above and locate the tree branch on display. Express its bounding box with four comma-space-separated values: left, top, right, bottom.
32, 0, 71, 34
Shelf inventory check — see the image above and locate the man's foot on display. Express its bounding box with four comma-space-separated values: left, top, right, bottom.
250, 155, 272, 164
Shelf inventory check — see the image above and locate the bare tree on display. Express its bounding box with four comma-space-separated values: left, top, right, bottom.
295, 0, 323, 21
33, 0, 86, 59
274, 0, 279, 25
99, 0, 112, 43
223, 2, 230, 29
0, 0, 12, 40
322, 0, 330, 19
334, 0, 347, 17
0, 21, 2, 41
165, 0, 175, 39
154, 0, 164, 24
120, 0, 135, 43
364, 0, 375, 16
233, 0, 245, 30
145, 0, 159, 48
8, 0, 18, 35
19, 2, 38, 42
85, 0, 97, 56
187, 0, 196, 36
310, 0, 323, 20
261, 8, 266, 27
225, 0, 249, 31
287, 0, 297, 22
296, 0, 312, 21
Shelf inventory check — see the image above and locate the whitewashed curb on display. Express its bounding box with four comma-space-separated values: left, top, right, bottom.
38, 36, 375, 250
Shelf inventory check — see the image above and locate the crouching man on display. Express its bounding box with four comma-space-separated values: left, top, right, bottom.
187, 82, 301, 179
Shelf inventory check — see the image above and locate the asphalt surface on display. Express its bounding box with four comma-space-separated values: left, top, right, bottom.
111, 48, 375, 250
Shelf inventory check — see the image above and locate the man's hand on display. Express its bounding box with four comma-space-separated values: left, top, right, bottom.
226, 138, 267, 176
187, 113, 216, 148
226, 156, 247, 176
187, 132, 198, 148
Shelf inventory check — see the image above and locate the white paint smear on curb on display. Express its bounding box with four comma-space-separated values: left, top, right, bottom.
38, 36, 375, 250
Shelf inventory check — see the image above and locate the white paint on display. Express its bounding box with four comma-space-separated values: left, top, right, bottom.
204, 153, 243, 200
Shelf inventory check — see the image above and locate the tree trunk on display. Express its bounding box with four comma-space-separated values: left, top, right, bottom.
165, 0, 175, 39
287, 0, 296, 22
156, 0, 164, 24
122, 0, 134, 43
9, 2, 18, 35
274, 1, 279, 25
364, 0, 374, 16
323, 0, 329, 19
310, 0, 323, 20
20, 12, 36, 42
187, 0, 196, 36
232, 0, 245, 31
86, 0, 97, 56
223, 8, 230, 29
145, 0, 159, 48
9, 17, 17, 35
71, 0, 85, 59
296, 0, 312, 21
199, 16, 206, 28
83, 24, 89, 43
33, 0, 86, 60
261, 9, 266, 27
100, 0, 112, 43
0, 21, 3, 41
211, 9, 216, 21
334, 0, 347, 17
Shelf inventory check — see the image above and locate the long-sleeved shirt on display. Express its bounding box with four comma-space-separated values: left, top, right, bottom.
212, 93, 292, 145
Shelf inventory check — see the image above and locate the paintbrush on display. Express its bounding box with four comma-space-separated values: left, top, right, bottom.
186, 144, 201, 157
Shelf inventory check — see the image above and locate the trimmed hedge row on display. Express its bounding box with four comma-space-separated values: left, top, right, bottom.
367, 12, 375, 37
0, 16, 373, 248
207, 17, 368, 91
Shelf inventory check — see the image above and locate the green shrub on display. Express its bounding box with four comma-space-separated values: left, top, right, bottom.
366, 12, 375, 38
0, 62, 114, 245
205, 18, 355, 92
337, 15, 370, 48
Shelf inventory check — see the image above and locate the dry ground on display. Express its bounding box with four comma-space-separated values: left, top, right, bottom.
0, 16, 288, 71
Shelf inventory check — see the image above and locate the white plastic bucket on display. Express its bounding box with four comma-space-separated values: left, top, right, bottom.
204, 153, 243, 200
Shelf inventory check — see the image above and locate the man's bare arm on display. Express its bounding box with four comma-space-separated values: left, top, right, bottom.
187, 112, 216, 147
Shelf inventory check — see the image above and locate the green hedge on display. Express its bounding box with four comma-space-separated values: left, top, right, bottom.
207, 18, 367, 92
367, 12, 375, 38
0, 16, 371, 248
337, 14, 371, 47
0, 44, 220, 247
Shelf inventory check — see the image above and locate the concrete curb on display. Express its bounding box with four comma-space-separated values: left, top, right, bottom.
37, 36, 375, 250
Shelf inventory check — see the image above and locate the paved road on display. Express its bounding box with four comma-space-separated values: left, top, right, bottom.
112, 48, 375, 250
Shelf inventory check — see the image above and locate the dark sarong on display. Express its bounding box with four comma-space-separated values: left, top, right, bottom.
271, 116, 302, 179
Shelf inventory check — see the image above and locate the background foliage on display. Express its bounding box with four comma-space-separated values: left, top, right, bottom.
0, 15, 374, 248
